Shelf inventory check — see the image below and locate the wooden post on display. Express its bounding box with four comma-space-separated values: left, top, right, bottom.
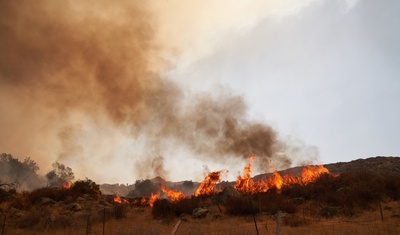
249, 199, 260, 235
276, 211, 281, 235
379, 201, 384, 222
103, 208, 106, 235
86, 212, 92, 235
170, 220, 182, 235
1, 214, 6, 235
215, 199, 222, 213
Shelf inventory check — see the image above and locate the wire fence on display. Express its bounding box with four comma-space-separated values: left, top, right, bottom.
1, 207, 399, 235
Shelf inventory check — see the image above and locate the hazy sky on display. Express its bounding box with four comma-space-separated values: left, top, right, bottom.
1, 0, 399, 184
167, 0, 400, 167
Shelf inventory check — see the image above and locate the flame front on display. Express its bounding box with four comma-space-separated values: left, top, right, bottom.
129, 154, 333, 204
234, 154, 333, 194
161, 185, 187, 202
234, 154, 255, 193
195, 171, 224, 196
114, 194, 128, 204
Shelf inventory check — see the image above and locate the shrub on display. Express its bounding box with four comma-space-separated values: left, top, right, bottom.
224, 197, 258, 216
151, 197, 200, 219
16, 206, 51, 229
70, 178, 101, 199
151, 199, 175, 220
114, 204, 128, 219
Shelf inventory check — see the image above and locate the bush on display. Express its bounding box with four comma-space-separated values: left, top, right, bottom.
17, 206, 51, 229
114, 204, 128, 219
151, 197, 200, 219
224, 197, 258, 216
151, 199, 175, 220
70, 178, 101, 199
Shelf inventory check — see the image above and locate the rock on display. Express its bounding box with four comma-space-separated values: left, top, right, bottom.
99, 199, 112, 207
290, 197, 305, 205
38, 197, 56, 205
65, 203, 83, 211
179, 213, 189, 221
336, 187, 351, 194
192, 208, 209, 219
214, 186, 241, 204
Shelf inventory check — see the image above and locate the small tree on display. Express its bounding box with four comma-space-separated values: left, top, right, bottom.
0, 153, 42, 190
46, 162, 75, 187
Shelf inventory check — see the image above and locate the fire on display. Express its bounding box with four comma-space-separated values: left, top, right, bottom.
148, 192, 160, 207
195, 170, 225, 196
300, 165, 329, 183
234, 154, 255, 193
114, 194, 128, 204
161, 185, 187, 202
62, 181, 72, 189
128, 154, 334, 205
234, 154, 333, 194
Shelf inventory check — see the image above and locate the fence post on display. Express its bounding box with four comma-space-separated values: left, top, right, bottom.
379, 201, 384, 222
276, 211, 281, 235
103, 208, 106, 235
171, 220, 182, 235
249, 199, 260, 235
86, 212, 92, 235
1, 214, 6, 235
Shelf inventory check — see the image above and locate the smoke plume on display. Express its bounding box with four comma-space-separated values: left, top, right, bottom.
0, 1, 313, 182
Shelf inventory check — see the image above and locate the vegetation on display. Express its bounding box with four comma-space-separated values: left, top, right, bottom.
45, 162, 75, 188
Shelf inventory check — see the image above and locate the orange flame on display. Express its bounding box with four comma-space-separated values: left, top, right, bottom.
62, 181, 72, 189
195, 171, 225, 196
148, 192, 160, 207
114, 194, 128, 204
161, 185, 187, 202
234, 154, 255, 193
234, 154, 333, 194
300, 165, 329, 183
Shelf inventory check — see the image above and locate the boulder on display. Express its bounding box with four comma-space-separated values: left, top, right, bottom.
192, 208, 209, 219
99, 199, 112, 207
214, 186, 241, 204
38, 197, 56, 205
290, 197, 305, 205
65, 202, 83, 211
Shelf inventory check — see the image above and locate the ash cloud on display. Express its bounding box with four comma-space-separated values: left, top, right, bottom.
1, 1, 302, 182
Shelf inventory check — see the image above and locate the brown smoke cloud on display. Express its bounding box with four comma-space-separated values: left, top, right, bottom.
0, 1, 298, 182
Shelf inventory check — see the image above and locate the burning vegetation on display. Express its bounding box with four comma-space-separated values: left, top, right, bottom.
1, 153, 400, 233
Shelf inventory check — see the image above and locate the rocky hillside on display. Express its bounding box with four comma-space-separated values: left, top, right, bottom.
101, 156, 400, 196
253, 156, 400, 182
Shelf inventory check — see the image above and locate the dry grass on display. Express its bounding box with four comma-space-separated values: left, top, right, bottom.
2, 201, 400, 235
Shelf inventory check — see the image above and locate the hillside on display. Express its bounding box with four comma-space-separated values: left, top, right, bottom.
102, 156, 400, 196
253, 156, 400, 182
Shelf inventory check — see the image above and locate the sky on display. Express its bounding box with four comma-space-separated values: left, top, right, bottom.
0, 0, 399, 184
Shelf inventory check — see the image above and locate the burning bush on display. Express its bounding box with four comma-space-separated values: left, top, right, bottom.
45, 162, 75, 188
127, 179, 159, 198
